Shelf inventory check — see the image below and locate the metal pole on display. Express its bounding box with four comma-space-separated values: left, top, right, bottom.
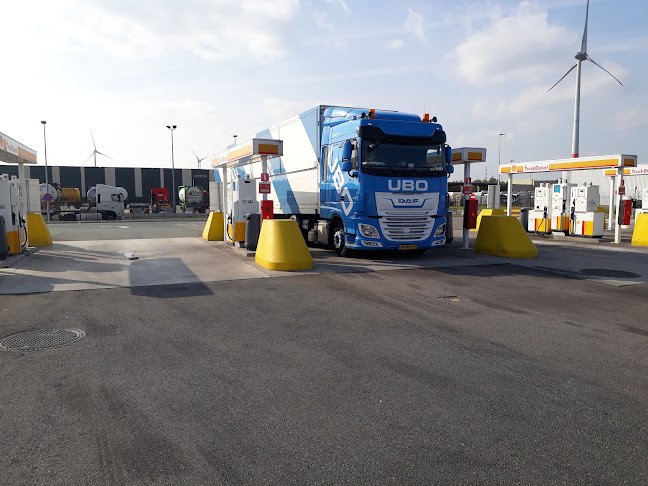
167, 125, 177, 213
607, 176, 614, 230
507, 173, 513, 216
462, 162, 471, 250
614, 168, 623, 244
171, 130, 176, 213
498, 133, 505, 184
41, 121, 50, 222
222, 167, 228, 241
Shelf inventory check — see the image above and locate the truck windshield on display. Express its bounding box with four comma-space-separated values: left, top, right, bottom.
360, 141, 446, 177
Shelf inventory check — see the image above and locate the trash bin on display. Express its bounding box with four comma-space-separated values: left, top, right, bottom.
245, 213, 261, 251
519, 207, 531, 230
0, 215, 8, 260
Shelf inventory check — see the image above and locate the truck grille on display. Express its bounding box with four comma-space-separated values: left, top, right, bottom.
379, 216, 434, 241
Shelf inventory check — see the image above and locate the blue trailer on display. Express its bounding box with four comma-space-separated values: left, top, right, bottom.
215, 105, 455, 255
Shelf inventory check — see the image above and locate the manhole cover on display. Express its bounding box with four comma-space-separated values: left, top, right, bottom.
579, 269, 640, 279
0, 329, 85, 352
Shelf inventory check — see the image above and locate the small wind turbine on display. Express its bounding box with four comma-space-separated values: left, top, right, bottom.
192, 150, 207, 169
84, 131, 111, 167
548, 0, 623, 158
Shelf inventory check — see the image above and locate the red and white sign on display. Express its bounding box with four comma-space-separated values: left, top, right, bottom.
464, 177, 471, 184
618, 185, 626, 196
462, 184, 474, 195
261, 173, 269, 182
259, 182, 271, 194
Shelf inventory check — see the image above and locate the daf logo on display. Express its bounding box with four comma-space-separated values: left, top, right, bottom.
398, 198, 419, 204
388, 180, 428, 192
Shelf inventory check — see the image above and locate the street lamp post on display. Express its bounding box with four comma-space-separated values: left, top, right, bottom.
41, 121, 50, 222
166, 125, 177, 213
498, 133, 506, 185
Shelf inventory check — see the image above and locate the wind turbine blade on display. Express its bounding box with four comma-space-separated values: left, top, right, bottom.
96, 151, 112, 159
586, 55, 623, 86
192, 150, 199, 160
83, 153, 94, 165
90, 130, 97, 150
581, 0, 589, 53
199, 156, 208, 163
548, 64, 577, 92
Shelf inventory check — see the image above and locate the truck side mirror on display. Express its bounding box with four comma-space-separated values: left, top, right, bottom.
341, 160, 352, 172
341, 141, 352, 162
447, 165, 454, 174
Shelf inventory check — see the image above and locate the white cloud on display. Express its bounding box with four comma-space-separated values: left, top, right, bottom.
263, 98, 312, 123
406, 8, 425, 41
326, 0, 350, 15
387, 40, 405, 50
452, 2, 574, 84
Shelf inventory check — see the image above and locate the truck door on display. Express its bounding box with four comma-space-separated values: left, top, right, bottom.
323, 141, 359, 217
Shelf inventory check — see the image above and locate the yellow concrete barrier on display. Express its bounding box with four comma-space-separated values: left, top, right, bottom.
255, 219, 313, 271
471, 208, 506, 232
202, 212, 224, 241
474, 215, 538, 258
631, 213, 648, 247
26, 213, 52, 247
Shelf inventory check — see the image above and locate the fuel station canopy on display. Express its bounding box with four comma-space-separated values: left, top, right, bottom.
499, 154, 639, 244
0, 131, 37, 165
451, 147, 486, 165
212, 138, 283, 170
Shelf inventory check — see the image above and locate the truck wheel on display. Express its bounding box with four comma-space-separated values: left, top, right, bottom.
332, 221, 349, 257
104, 212, 116, 221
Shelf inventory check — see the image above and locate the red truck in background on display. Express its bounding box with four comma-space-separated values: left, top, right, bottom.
149, 188, 172, 213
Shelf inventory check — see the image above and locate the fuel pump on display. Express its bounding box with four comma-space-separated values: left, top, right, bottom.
528, 183, 552, 234
0, 174, 27, 254
227, 174, 258, 245
463, 194, 478, 229
569, 183, 604, 238
551, 179, 573, 234
637, 189, 648, 216
620, 197, 633, 227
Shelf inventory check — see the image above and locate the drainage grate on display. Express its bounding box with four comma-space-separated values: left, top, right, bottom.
0, 329, 86, 352
579, 269, 640, 279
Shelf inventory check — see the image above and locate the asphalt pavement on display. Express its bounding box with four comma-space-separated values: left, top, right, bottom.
0, 221, 647, 485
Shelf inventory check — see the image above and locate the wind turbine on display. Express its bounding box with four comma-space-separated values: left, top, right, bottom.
548, 0, 623, 158
192, 150, 207, 169
84, 131, 111, 167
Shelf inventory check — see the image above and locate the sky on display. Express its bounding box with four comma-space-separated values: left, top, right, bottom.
1, 0, 647, 181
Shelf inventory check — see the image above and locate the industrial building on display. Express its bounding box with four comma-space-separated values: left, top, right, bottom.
0, 164, 214, 203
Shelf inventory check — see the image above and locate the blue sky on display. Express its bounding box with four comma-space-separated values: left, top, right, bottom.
1, 0, 646, 181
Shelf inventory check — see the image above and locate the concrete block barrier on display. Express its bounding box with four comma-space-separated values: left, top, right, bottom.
471, 208, 506, 232
631, 213, 648, 247
26, 213, 53, 247
202, 212, 224, 241
474, 215, 538, 258
255, 220, 313, 271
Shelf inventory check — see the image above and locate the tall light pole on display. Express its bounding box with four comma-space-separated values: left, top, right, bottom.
41, 121, 50, 222
498, 133, 506, 185
233, 134, 238, 145
166, 125, 177, 213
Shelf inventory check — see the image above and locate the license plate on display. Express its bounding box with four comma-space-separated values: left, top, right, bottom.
399, 244, 417, 250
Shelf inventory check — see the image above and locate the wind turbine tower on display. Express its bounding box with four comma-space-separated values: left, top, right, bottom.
193, 150, 208, 170
84, 131, 111, 167
548, 0, 623, 158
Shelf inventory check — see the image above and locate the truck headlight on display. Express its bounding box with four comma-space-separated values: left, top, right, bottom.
358, 223, 379, 239
434, 223, 446, 237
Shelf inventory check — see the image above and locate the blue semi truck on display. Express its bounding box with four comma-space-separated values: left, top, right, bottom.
216, 105, 455, 255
